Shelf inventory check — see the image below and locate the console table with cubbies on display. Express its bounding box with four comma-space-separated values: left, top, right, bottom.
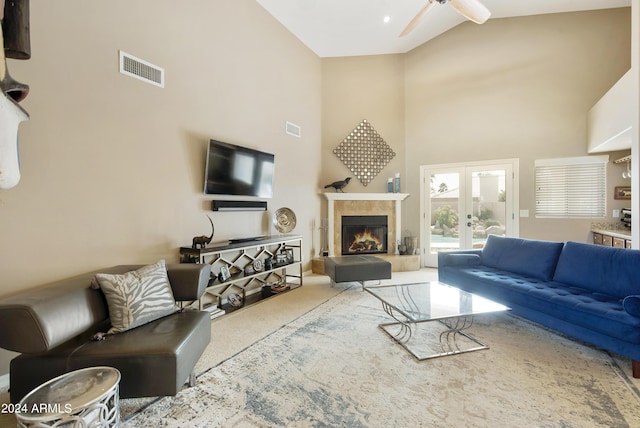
179, 235, 303, 315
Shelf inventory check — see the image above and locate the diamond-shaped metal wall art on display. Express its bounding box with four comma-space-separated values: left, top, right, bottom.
333, 119, 396, 186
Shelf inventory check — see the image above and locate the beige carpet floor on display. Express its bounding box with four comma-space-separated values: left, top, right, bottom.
3, 269, 640, 427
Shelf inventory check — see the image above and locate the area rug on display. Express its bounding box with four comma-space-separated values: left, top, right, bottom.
122, 285, 640, 427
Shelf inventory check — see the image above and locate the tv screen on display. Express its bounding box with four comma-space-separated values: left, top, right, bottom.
204, 140, 274, 198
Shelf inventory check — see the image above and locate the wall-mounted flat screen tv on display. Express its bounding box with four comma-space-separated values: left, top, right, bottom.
204, 139, 275, 198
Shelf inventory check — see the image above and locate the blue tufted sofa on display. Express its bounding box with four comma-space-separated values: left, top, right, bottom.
438, 234, 640, 377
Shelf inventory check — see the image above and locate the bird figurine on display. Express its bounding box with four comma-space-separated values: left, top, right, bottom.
324, 177, 352, 193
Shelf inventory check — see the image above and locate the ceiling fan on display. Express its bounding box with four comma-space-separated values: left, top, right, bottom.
400, 0, 491, 37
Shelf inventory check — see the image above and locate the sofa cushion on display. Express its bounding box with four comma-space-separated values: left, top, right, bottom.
441, 253, 481, 267
10, 309, 211, 402
439, 265, 640, 344
481, 235, 564, 281
94, 260, 177, 334
553, 241, 640, 298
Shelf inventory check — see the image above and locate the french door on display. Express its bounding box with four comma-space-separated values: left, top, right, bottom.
420, 159, 519, 267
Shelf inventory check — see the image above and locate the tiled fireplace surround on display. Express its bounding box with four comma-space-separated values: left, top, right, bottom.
323, 193, 410, 257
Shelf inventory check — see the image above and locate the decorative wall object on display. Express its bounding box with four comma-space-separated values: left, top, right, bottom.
0, 0, 31, 190
333, 119, 395, 186
614, 186, 631, 200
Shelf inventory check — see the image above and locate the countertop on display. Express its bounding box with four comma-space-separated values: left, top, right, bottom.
592, 229, 632, 239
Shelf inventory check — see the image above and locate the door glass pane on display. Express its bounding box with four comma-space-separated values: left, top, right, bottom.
471, 169, 507, 249
430, 172, 460, 254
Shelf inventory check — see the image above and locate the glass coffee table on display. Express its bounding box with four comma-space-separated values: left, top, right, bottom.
365, 281, 510, 360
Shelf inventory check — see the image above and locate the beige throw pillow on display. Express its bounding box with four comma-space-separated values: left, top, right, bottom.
94, 260, 177, 334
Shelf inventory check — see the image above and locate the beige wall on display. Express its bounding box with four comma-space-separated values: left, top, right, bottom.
403, 9, 631, 243
0, 1, 321, 372
321, 55, 406, 194
319, 10, 631, 248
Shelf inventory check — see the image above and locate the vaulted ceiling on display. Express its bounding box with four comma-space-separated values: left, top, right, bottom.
256, 0, 631, 57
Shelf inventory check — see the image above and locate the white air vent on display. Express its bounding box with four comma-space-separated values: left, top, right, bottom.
119, 51, 164, 88
286, 121, 301, 138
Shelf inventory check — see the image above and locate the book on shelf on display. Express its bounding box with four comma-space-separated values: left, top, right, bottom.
203, 304, 225, 319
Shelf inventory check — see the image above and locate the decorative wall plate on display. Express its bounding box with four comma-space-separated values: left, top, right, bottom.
274, 207, 297, 233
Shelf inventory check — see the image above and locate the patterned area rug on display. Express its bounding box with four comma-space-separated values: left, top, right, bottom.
123, 285, 640, 427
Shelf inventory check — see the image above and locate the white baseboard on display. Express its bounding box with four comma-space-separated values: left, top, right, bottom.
0, 374, 9, 390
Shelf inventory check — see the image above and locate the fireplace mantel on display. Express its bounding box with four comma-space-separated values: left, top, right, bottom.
323, 193, 409, 256
324, 193, 409, 202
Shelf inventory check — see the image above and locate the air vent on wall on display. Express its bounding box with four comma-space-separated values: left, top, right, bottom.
119, 51, 164, 88
286, 121, 301, 138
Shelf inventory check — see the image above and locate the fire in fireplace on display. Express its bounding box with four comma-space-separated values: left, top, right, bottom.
341, 215, 388, 255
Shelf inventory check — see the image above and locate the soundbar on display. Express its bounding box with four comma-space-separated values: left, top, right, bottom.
211, 200, 267, 211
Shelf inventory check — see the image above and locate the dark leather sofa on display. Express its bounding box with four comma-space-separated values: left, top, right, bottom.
0, 263, 212, 403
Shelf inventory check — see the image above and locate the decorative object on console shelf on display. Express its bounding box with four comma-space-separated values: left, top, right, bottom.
218, 265, 231, 282
252, 259, 264, 272
227, 293, 243, 307
269, 280, 289, 293
333, 119, 396, 186
212, 200, 267, 211
282, 248, 294, 264
274, 207, 297, 233
324, 177, 352, 193
261, 280, 290, 298
276, 253, 288, 265
192, 215, 214, 249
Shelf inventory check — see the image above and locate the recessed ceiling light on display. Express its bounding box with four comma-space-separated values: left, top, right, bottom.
383, 16, 391, 23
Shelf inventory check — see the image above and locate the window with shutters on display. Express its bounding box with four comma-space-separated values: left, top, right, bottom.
535, 156, 608, 218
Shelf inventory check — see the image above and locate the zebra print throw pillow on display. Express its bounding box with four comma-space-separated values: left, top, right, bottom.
94, 260, 177, 334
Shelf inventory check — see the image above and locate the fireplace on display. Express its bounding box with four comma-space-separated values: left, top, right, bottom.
341, 215, 388, 255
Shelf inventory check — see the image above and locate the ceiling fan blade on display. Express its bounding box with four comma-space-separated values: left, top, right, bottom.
399, 0, 437, 38
448, 0, 491, 24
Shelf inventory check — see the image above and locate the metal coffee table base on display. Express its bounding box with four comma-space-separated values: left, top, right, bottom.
378, 302, 490, 360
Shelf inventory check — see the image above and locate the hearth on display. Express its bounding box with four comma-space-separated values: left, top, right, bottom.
341, 215, 388, 255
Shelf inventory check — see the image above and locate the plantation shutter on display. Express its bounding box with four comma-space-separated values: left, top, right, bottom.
535, 156, 608, 218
